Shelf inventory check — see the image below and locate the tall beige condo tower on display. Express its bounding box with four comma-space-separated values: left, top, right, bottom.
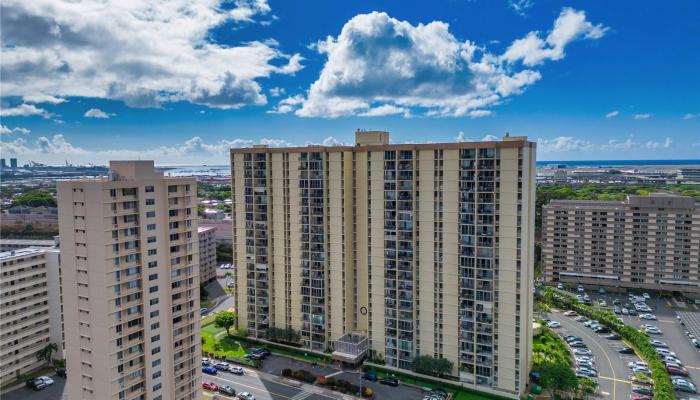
231, 131, 536, 398
58, 161, 201, 400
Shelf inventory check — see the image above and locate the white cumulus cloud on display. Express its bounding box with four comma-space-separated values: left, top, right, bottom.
0, 103, 53, 118
0, 124, 30, 135
605, 110, 619, 118
0, 0, 302, 109
279, 9, 605, 118
502, 8, 608, 66
84, 108, 113, 119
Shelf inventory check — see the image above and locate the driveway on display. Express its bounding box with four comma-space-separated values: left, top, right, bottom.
1, 375, 66, 400
259, 355, 424, 400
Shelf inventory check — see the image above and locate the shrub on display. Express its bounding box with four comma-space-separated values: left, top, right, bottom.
318, 375, 327, 385
362, 387, 373, 398
282, 368, 292, 377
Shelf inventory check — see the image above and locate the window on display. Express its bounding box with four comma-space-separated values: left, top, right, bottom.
152, 371, 161, 380
149, 286, 158, 293
151, 359, 161, 367
168, 185, 177, 193
152, 383, 161, 391
148, 249, 157, 256
147, 236, 156, 243
151, 347, 160, 355
148, 261, 157, 268
151, 322, 160, 330
145, 199, 155, 205
149, 274, 158, 281
151, 334, 160, 343
145, 186, 154, 193
150, 310, 159, 318
146, 211, 156, 218
147, 224, 156, 231
150, 298, 159, 306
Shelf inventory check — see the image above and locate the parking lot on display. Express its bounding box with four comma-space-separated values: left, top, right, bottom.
555, 285, 700, 398
550, 310, 636, 399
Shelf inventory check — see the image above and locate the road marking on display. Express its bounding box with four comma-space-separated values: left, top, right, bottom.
598, 376, 631, 384
291, 392, 312, 400
562, 319, 618, 399
685, 365, 700, 370
600, 391, 610, 396
324, 370, 344, 378
209, 373, 337, 400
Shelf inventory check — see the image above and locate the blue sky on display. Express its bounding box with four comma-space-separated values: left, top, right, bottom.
1, 0, 698, 165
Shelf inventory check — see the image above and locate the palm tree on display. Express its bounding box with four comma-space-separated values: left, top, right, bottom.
37, 343, 58, 366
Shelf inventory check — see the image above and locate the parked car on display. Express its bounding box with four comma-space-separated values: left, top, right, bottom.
573, 348, 593, 356
557, 283, 564, 290
202, 381, 220, 391
663, 355, 682, 365
649, 339, 668, 348
628, 309, 638, 316
629, 361, 648, 369
692, 339, 700, 349
598, 300, 607, 307
219, 385, 237, 396
640, 313, 657, 320
592, 326, 610, 334
656, 348, 677, 357
618, 346, 635, 354
362, 372, 378, 382
563, 310, 577, 316
229, 366, 244, 375
26, 378, 47, 391
575, 316, 588, 322
575, 356, 593, 363
202, 365, 218, 375
674, 381, 697, 394
564, 335, 582, 343
629, 395, 652, 400
631, 375, 654, 385
569, 341, 587, 348
237, 391, 256, 400
576, 367, 598, 377
643, 292, 650, 299
644, 326, 662, 335
380, 376, 400, 386
547, 321, 561, 328
614, 306, 622, 314
622, 308, 630, 315
668, 365, 690, 377
577, 360, 595, 369
605, 333, 621, 340
422, 389, 448, 400
578, 285, 584, 292
214, 362, 230, 370
632, 385, 654, 396
632, 366, 652, 376
200, 307, 209, 315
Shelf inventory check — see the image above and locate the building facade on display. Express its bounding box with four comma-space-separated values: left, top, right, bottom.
198, 226, 217, 283
542, 193, 700, 293
0, 247, 62, 385
230, 131, 536, 398
57, 161, 201, 400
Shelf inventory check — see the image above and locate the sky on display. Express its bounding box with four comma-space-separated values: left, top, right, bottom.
0, 0, 698, 165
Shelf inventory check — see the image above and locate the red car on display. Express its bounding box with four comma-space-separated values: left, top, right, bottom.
629, 395, 651, 400
667, 366, 689, 377
202, 381, 220, 391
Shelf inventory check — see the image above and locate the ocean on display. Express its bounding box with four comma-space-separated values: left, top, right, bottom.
158, 159, 700, 177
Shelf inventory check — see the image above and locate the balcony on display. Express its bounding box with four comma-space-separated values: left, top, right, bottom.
332, 332, 368, 365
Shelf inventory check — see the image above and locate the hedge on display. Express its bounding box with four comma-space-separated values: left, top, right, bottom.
537, 285, 675, 400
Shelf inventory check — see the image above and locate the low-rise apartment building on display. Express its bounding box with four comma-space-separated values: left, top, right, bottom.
198, 226, 217, 283
542, 193, 700, 293
0, 247, 63, 385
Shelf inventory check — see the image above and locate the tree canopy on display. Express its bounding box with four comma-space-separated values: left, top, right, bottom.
214, 311, 237, 336
11, 189, 56, 208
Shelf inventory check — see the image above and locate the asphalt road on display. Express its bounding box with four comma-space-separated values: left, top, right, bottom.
552, 309, 635, 400
203, 366, 340, 400
1, 375, 67, 400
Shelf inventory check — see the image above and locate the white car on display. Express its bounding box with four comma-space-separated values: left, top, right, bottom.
38, 376, 54, 386
547, 321, 561, 328
622, 308, 629, 315
644, 326, 662, 335
237, 392, 256, 400
628, 361, 648, 369
640, 313, 657, 320
578, 285, 584, 292
664, 355, 683, 365
656, 348, 677, 357
631, 366, 651, 375
643, 293, 650, 299
576, 356, 593, 363
563, 310, 577, 317
557, 283, 564, 290
649, 339, 668, 348
202, 357, 210, 364
599, 300, 607, 307
577, 360, 595, 368
573, 348, 593, 356
229, 366, 244, 375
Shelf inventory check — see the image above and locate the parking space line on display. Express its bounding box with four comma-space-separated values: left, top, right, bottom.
598, 376, 631, 384
685, 365, 700, 370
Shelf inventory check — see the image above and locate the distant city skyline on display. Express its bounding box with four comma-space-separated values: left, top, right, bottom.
1, 1, 698, 164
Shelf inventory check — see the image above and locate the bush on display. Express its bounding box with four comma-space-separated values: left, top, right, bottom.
288, 369, 316, 384
282, 369, 292, 377
362, 387, 373, 398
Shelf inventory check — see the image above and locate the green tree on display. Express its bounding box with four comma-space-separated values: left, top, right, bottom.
539, 362, 577, 399
11, 190, 56, 207
37, 343, 58, 365
577, 377, 597, 399
214, 311, 237, 336
433, 358, 453, 377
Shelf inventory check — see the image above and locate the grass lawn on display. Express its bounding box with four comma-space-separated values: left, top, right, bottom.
201, 324, 248, 359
